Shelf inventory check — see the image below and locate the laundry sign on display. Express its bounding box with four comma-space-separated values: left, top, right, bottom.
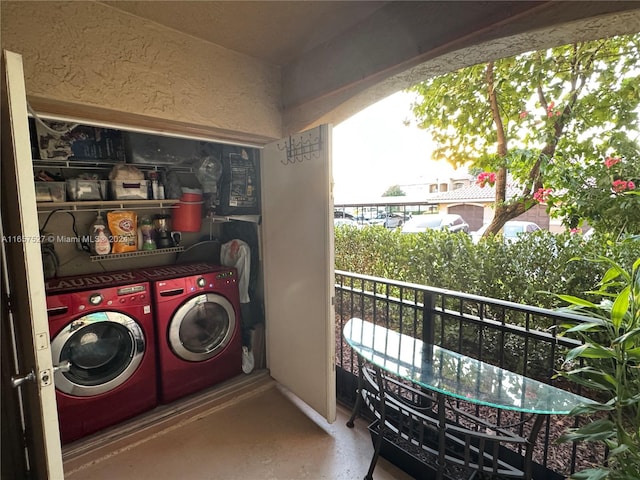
45, 270, 147, 293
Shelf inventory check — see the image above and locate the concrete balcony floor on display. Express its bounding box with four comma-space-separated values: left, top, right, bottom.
63, 370, 412, 480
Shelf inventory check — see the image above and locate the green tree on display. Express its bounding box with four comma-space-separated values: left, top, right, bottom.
409, 34, 640, 236
551, 155, 640, 236
382, 185, 405, 196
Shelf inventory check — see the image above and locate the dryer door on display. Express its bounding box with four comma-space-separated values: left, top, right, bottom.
51, 311, 145, 397
168, 293, 236, 362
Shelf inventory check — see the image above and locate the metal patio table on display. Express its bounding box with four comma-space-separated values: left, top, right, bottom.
343, 318, 592, 480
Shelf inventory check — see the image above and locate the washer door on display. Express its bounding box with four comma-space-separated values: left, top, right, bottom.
51, 311, 145, 397
168, 293, 236, 362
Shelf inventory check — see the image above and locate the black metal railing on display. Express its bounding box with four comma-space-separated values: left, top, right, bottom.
335, 270, 605, 478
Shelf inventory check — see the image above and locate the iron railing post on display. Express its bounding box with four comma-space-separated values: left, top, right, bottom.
422, 290, 435, 346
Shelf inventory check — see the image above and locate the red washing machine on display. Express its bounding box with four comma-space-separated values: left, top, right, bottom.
138, 263, 242, 404
45, 271, 157, 444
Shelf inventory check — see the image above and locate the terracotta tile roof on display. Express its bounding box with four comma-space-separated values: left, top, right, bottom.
432, 183, 522, 203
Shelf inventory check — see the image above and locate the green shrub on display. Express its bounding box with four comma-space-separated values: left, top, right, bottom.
334, 227, 638, 309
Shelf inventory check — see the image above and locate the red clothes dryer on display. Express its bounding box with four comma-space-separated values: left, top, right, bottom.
45, 271, 157, 444
138, 263, 242, 404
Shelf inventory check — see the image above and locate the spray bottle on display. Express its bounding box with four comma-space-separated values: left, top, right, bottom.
89, 213, 112, 256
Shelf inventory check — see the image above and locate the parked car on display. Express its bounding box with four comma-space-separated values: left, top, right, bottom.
368, 212, 408, 228
401, 214, 469, 234
334, 217, 360, 229
471, 220, 541, 243
368, 213, 386, 226
334, 210, 357, 220
503, 221, 541, 240
384, 213, 408, 228
335, 210, 370, 226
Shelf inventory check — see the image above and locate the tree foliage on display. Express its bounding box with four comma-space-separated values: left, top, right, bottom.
382, 184, 405, 197
550, 155, 640, 236
409, 34, 640, 236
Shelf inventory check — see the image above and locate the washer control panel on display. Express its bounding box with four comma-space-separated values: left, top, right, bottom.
89, 293, 103, 305
70, 283, 150, 312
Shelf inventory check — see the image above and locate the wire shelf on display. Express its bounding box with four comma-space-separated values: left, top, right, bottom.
37, 199, 180, 213
90, 246, 184, 262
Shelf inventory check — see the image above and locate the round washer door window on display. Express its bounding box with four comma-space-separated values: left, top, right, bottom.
51, 311, 145, 397
169, 293, 236, 362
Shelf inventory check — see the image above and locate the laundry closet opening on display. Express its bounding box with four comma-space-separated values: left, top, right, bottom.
32, 112, 266, 445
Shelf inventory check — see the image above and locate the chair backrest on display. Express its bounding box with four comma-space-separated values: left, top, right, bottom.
359, 361, 531, 479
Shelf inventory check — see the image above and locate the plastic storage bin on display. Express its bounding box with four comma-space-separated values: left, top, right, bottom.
110, 180, 149, 200
35, 182, 66, 202
66, 180, 108, 201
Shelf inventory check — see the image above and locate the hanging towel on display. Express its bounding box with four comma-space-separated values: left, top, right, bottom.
220, 239, 251, 304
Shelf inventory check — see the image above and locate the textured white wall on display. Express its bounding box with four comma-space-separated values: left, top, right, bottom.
1, 1, 282, 139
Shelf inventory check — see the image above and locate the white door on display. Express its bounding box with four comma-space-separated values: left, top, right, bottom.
261, 125, 336, 422
1, 50, 64, 478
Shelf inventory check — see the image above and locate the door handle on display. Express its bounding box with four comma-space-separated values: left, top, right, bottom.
159, 288, 184, 297
53, 361, 71, 373
11, 362, 70, 388
11, 370, 36, 388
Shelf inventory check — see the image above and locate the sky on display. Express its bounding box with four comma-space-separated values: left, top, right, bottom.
332, 90, 462, 204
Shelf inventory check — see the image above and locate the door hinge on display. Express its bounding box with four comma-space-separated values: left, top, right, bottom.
35, 331, 49, 351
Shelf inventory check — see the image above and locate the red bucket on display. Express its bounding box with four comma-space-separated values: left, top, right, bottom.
172, 193, 203, 232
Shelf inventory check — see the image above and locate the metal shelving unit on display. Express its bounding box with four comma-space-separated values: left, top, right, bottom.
36, 199, 180, 213
90, 246, 184, 262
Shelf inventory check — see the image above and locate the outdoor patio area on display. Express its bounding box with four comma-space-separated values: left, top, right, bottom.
62, 370, 412, 480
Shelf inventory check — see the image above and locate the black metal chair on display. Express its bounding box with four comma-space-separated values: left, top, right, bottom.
351, 360, 535, 480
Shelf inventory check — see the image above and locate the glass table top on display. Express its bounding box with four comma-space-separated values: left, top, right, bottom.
343, 318, 592, 415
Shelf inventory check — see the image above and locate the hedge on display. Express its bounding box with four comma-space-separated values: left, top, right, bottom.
334, 226, 638, 309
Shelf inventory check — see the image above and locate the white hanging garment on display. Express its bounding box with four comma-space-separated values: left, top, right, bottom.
220, 239, 251, 304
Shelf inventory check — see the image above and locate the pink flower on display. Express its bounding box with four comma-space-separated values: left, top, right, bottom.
476, 172, 496, 188
546, 101, 561, 118
570, 228, 581, 234
533, 187, 552, 203
519, 111, 528, 119
604, 157, 621, 168
612, 179, 635, 193
612, 180, 625, 192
